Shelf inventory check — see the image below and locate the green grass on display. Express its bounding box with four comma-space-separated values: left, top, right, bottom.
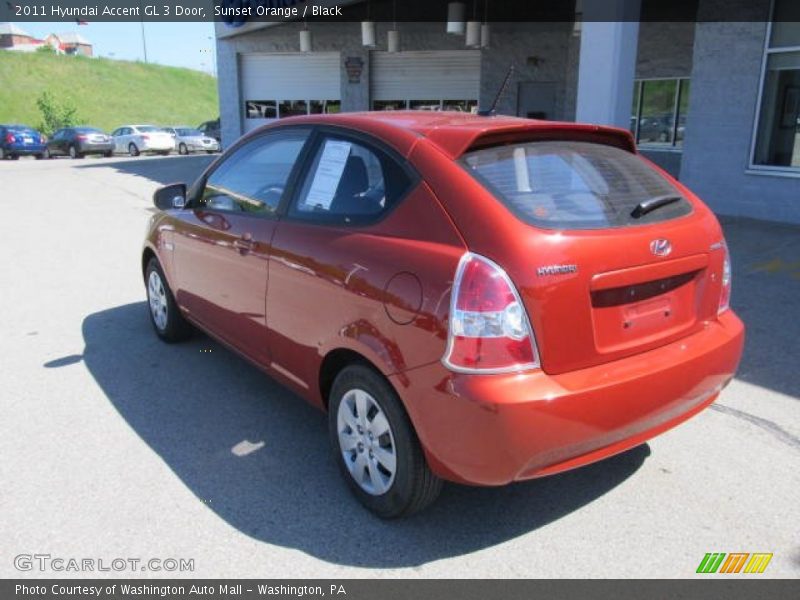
0, 52, 218, 132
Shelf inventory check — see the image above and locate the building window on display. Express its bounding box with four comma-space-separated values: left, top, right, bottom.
244, 100, 340, 119
751, 0, 800, 170
371, 99, 478, 113
630, 78, 690, 148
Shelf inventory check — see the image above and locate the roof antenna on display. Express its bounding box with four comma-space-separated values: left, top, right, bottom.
478, 64, 514, 116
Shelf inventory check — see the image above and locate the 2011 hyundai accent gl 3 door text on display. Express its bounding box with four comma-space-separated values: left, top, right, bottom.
142, 112, 744, 518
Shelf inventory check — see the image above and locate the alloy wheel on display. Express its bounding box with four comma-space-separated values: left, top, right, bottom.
336, 388, 397, 496
147, 270, 169, 332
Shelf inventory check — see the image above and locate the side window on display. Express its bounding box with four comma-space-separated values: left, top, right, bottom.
197, 129, 310, 216
289, 136, 412, 223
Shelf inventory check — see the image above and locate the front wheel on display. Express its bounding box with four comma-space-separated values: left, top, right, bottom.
103, 151, 112, 158
328, 365, 442, 518
145, 258, 192, 342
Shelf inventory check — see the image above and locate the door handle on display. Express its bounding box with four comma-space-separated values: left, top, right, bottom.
233, 233, 255, 254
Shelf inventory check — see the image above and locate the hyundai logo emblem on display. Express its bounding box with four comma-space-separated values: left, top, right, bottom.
650, 239, 672, 257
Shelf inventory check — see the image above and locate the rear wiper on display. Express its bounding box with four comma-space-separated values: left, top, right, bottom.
630, 194, 682, 218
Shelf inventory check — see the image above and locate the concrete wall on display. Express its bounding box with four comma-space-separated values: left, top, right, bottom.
216, 21, 575, 148
636, 21, 695, 79
681, 3, 800, 223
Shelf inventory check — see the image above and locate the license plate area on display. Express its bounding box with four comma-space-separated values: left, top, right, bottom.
591, 271, 699, 353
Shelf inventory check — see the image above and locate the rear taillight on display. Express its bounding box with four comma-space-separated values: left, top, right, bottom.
5, 133, 14, 143
718, 242, 732, 314
443, 252, 540, 373
142, 134, 150, 141
77, 135, 87, 141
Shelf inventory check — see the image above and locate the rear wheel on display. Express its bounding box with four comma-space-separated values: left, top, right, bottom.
69, 145, 83, 159
328, 364, 442, 518
145, 258, 192, 343
42, 148, 51, 159
0, 147, 5, 159
128, 143, 139, 157
103, 151, 112, 158
178, 143, 188, 155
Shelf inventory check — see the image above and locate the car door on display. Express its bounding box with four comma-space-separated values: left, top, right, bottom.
61, 129, 75, 154
171, 127, 312, 365
111, 128, 124, 153
49, 129, 63, 155
266, 131, 416, 391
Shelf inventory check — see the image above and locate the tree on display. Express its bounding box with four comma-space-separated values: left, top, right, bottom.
36, 91, 81, 136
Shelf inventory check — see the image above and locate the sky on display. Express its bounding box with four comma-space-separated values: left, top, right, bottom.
15, 22, 217, 75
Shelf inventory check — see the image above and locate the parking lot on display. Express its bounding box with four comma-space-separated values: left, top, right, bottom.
1, 155, 798, 578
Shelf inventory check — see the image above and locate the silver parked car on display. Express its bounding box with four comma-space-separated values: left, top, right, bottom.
162, 126, 220, 155
110, 125, 173, 156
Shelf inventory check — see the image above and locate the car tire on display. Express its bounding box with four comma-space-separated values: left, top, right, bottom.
69, 145, 83, 159
206, 150, 215, 154
42, 148, 51, 159
103, 151, 112, 158
145, 258, 192, 343
0, 147, 5, 160
178, 143, 188, 155
128, 143, 140, 157
10, 154, 18, 160
328, 364, 442, 518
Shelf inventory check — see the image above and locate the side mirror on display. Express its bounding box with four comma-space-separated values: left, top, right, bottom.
154, 183, 186, 210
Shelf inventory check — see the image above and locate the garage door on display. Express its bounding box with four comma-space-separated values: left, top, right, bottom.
239, 53, 341, 133
371, 50, 480, 112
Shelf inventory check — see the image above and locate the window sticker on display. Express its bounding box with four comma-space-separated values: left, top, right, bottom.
304, 140, 352, 210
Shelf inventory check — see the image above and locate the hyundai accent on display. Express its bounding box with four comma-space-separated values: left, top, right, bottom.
142, 112, 744, 517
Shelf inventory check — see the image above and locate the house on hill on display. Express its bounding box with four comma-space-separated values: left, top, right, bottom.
0, 22, 49, 52
47, 32, 93, 57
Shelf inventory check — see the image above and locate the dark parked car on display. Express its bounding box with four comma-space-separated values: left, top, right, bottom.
142, 112, 743, 517
44, 127, 114, 159
0, 124, 46, 160
197, 118, 221, 143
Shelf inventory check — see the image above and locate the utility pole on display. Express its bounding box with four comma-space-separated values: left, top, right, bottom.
140, 21, 148, 63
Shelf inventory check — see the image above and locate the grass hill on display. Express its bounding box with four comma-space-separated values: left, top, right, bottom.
0, 51, 218, 133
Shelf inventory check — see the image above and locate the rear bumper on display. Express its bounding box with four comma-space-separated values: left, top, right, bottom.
185, 140, 220, 152
78, 142, 114, 153
6, 144, 45, 155
391, 310, 745, 486
141, 140, 173, 152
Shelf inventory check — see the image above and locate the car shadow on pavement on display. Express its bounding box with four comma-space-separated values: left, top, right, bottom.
720, 216, 800, 399
75, 154, 216, 186
81, 302, 649, 568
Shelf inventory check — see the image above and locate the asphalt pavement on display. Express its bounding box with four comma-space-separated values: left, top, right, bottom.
1, 155, 798, 578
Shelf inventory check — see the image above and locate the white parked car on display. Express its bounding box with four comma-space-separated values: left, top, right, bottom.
110, 125, 173, 156
162, 126, 220, 155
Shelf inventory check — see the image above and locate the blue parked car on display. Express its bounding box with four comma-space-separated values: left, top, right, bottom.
0, 124, 47, 160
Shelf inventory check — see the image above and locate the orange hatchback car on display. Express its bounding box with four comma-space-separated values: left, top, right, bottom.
142, 112, 744, 517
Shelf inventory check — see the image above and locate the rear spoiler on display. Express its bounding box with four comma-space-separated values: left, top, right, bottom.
426, 121, 638, 159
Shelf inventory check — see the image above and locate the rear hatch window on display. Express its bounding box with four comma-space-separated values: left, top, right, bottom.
461, 140, 691, 230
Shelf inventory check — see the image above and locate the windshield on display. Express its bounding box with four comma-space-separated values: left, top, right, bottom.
75, 127, 102, 134
176, 128, 202, 136
461, 141, 692, 229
